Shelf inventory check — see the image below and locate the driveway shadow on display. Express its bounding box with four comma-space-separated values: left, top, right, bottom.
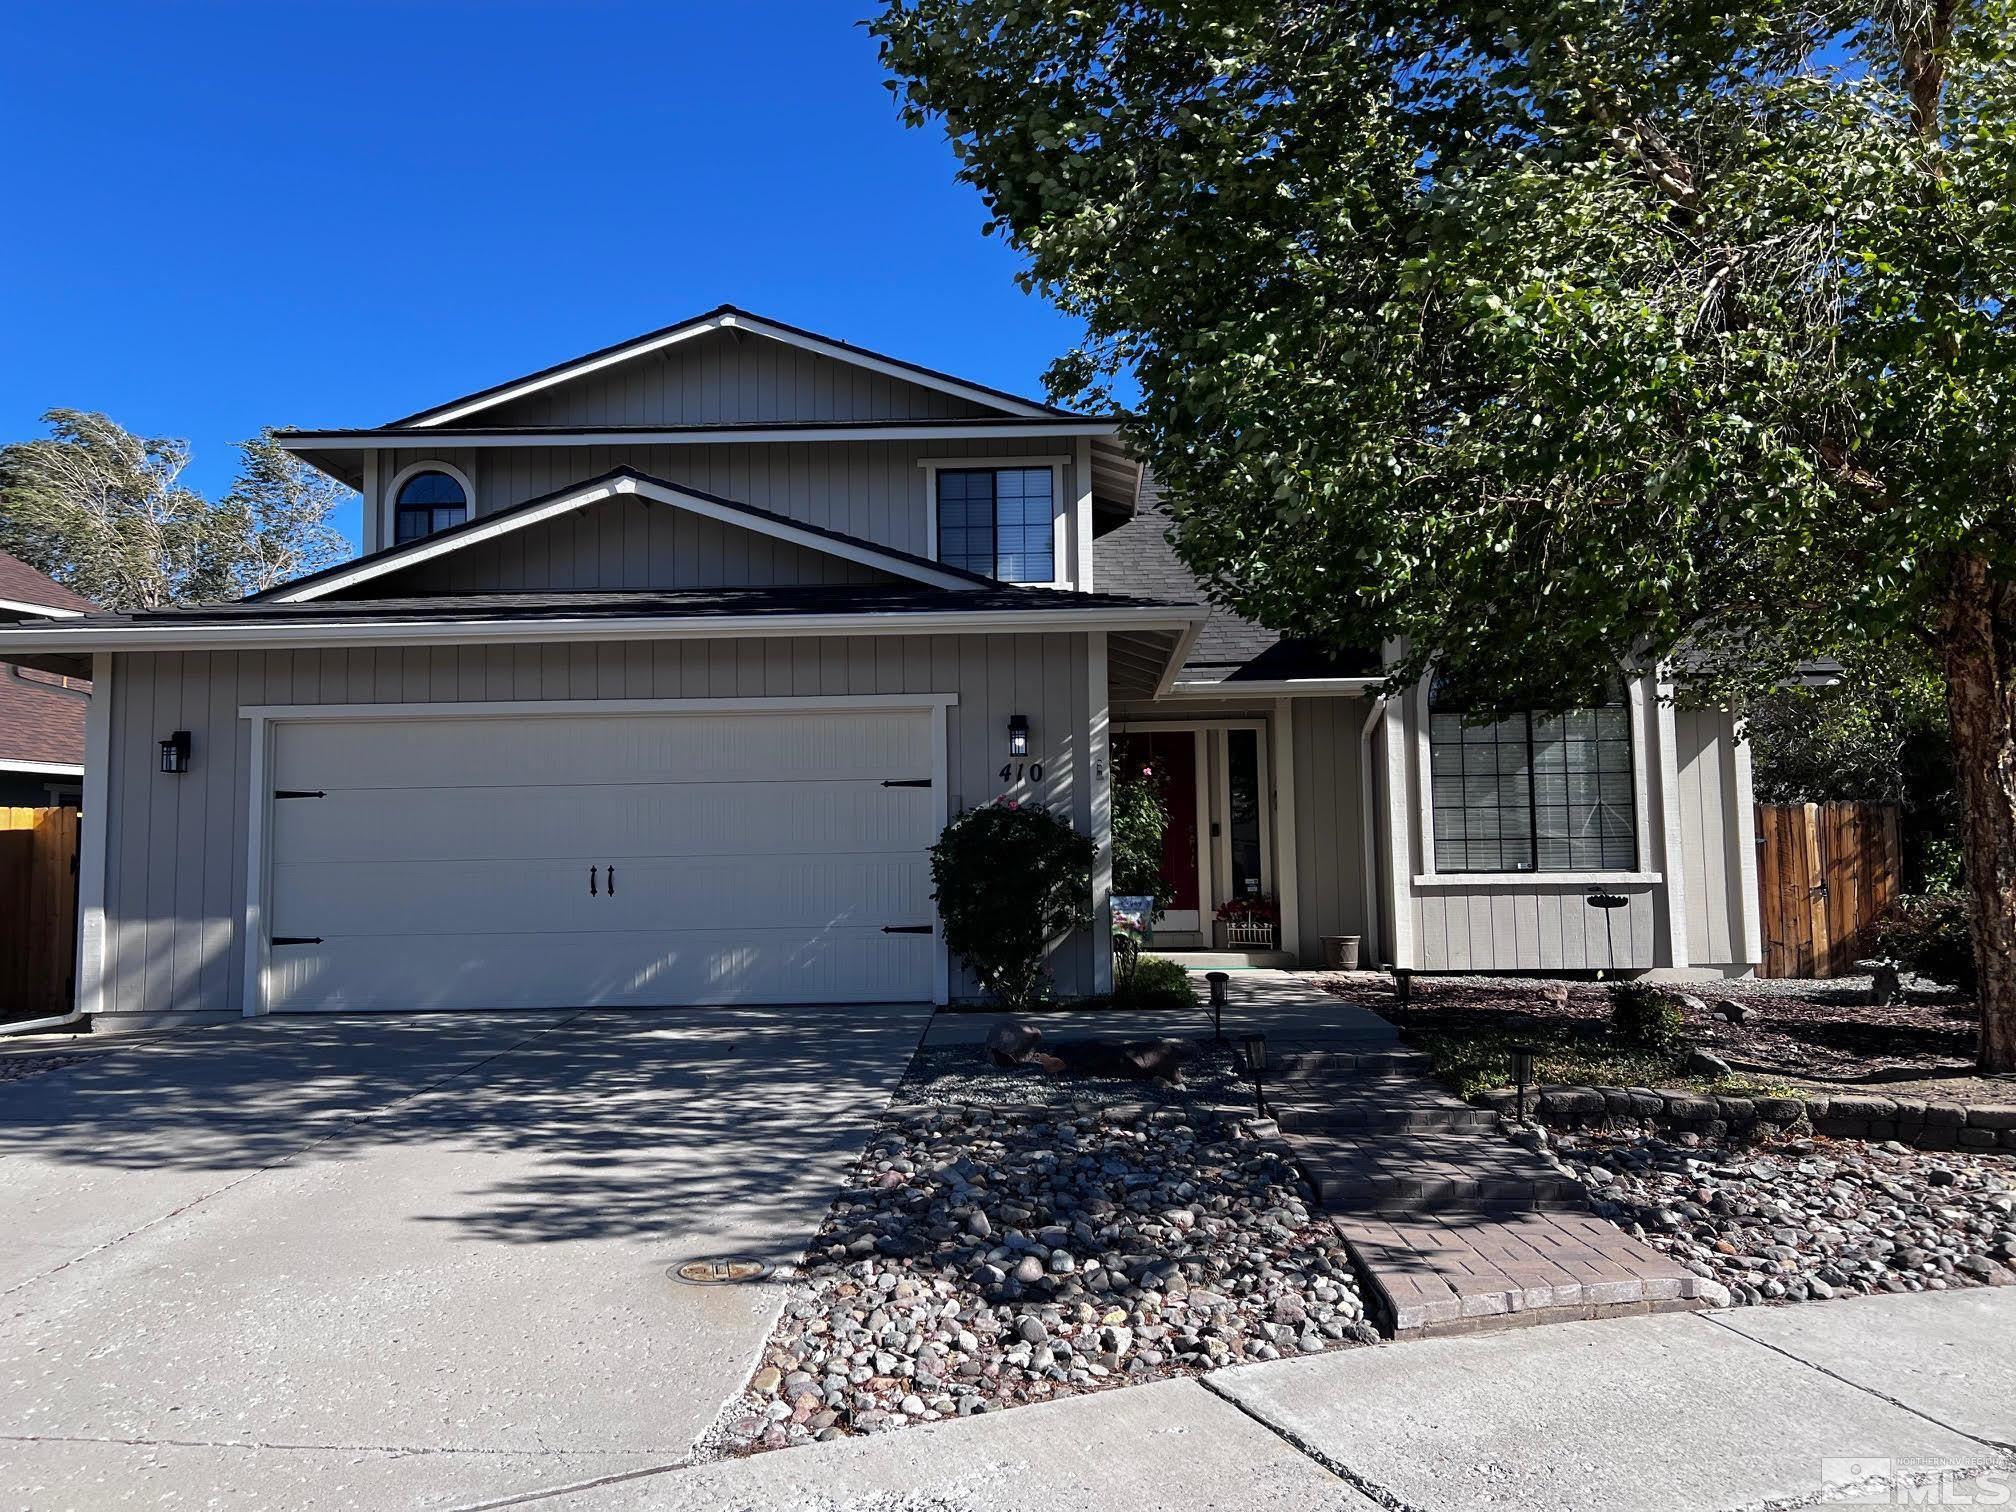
0, 1006, 930, 1250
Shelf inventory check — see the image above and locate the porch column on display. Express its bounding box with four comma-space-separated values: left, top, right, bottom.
1089, 632, 1113, 993
1273, 698, 1301, 964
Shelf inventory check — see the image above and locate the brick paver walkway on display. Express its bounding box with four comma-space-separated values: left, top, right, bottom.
1208, 969, 1724, 1336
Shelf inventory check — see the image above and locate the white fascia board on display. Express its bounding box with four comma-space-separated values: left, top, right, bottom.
282, 422, 1117, 451
1150, 618, 1208, 698
0, 598, 85, 619
402, 311, 1064, 429
271, 474, 984, 603
0, 604, 1208, 656
0, 757, 84, 776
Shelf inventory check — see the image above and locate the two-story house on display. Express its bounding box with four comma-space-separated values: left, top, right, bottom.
0, 306, 1761, 1027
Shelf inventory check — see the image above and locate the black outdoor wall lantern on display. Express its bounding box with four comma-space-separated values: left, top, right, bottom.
1007, 714, 1030, 758
159, 731, 192, 774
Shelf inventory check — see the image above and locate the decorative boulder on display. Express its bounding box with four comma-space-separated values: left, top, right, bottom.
985, 1019, 1044, 1068
1686, 1046, 1735, 1080
1036, 1036, 1196, 1084
1869, 961, 1902, 1007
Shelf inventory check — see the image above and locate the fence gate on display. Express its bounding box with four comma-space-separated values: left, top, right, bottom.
1755, 800, 1901, 979
0, 806, 82, 1021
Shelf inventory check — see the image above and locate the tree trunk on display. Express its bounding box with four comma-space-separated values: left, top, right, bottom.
1941, 554, 2016, 1071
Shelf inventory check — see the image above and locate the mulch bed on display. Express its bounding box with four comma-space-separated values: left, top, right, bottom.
1321, 972, 2016, 1105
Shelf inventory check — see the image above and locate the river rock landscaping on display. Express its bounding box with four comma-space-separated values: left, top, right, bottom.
709, 1096, 1375, 1454
1543, 1125, 2016, 1305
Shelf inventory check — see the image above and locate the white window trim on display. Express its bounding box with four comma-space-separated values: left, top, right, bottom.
384, 459, 476, 548
1412, 673, 1658, 887
919, 457, 1072, 588
1212, 721, 1276, 918
238, 693, 958, 1021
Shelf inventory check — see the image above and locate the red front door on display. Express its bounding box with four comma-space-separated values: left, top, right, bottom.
1115, 731, 1199, 911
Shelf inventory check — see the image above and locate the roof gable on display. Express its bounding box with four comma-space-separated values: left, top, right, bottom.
258, 467, 997, 604
387, 306, 1076, 431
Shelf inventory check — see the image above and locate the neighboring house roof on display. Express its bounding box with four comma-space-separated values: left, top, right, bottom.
384, 304, 1081, 429
0, 664, 87, 772
1097, 473, 1380, 691
250, 466, 1003, 604
0, 550, 93, 619
0, 555, 92, 774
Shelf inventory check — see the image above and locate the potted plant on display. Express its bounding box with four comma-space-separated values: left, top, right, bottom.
1214, 894, 1279, 949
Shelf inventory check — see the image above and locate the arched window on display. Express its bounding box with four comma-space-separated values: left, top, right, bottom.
394, 469, 469, 544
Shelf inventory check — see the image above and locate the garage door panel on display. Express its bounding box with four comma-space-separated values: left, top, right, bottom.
272, 854, 932, 937
274, 711, 929, 791
271, 782, 938, 864
266, 929, 934, 1011
263, 706, 940, 1012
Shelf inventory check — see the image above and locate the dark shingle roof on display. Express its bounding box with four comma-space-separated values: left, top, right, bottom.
1096, 474, 1377, 686
32, 583, 1190, 631
0, 551, 95, 614
0, 663, 87, 767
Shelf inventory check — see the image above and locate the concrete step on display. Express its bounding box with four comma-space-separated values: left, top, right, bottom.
1272, 1047, 1434, 1081
1272, 1091, 1501, 1135
1160, 950, 1298, 970
1292, 1129, 1587, 1217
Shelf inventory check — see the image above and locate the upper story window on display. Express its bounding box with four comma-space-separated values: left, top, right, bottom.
394, 469, 469, 544
1428, 684, 1637, 874
936, 466, 1054, 582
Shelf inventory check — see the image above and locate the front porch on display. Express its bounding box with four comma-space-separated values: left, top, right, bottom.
1112, 694, 1377, 967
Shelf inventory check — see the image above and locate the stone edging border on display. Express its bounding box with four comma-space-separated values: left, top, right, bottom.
1473, 1084, 2016, 1151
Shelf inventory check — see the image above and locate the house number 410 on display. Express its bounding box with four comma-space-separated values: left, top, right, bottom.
999, 761, 1045, 784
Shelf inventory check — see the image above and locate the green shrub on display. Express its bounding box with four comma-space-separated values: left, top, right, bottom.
1111, 759, 1174, 917
1867, 893, 1977, 994
1117, 954, 1195, 1009
930, 802, 1095, 1011
1608, 982, 1685, 1051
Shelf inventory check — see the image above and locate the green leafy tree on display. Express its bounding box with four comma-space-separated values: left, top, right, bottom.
0, 411, 352, 608
875, 0, 2016, 1069
1742, 646, 1959, 890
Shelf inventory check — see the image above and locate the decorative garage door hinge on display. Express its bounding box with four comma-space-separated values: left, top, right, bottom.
880, 778, 932, 788
881, 924, 933, 934
274, 789, 326, 799
271, 936, 324, 946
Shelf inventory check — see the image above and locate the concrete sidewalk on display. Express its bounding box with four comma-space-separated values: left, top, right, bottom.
514, 1288, 2016, 1511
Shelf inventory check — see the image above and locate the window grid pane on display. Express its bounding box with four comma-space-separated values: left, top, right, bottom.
1430, 697, 1636, 874
936, 467, 1054, 582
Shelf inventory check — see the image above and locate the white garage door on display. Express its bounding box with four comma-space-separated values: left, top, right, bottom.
261, 707, 939, 1011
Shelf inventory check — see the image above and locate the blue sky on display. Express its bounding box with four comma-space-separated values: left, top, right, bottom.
0, 1, 1085, 549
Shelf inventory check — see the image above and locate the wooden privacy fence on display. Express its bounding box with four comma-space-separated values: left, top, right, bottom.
1756, 801, 1901, 979
0, 806, 82, 1020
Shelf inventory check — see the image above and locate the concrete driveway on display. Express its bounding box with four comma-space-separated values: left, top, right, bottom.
0, 1004, 933, 1510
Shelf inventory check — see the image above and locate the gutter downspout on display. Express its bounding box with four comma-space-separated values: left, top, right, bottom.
1358, 693, 1391, 968
0, 1007, 85, 1037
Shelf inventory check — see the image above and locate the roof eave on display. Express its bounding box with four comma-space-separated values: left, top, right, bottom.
0, 603, 1208, 657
